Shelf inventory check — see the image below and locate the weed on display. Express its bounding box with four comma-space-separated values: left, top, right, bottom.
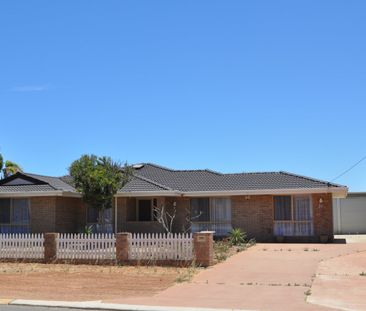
360, 272, 366, 276
303, 248, 309, 252
304, 289, 311, 296
214, 241, 230, 262
175, 265, 197, 283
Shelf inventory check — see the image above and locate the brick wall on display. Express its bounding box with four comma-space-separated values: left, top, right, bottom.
232, 195, 274, 241
312, 193, 333, 241
30, 196, 85, 233
30, 197, 57, 233
55, 197, 84, 233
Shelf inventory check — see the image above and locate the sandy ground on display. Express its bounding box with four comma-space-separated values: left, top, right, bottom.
0, 263, 196, 302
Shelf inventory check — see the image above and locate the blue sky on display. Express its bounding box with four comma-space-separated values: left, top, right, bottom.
0, 1, 365, 191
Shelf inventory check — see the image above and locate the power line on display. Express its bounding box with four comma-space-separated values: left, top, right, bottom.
331, 154, 366, 182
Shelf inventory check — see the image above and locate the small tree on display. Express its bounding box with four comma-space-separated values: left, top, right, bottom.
69, 154, 132, 231
153, 202, 177, 233
153, 201, 201, 234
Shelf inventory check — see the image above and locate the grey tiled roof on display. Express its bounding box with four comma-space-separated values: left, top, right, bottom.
122, 175, 171, 192
0, 184, 57, 192
0, 172, 78, 193
118, 163, 344, 193
25, 173, 77, 192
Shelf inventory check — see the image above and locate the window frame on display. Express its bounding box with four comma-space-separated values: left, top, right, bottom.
273, 195, 313, 222
189, 197, 232, 223
0, 198, 30, 233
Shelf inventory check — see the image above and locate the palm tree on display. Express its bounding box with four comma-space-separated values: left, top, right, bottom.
3, 160, 22, 178
0, 153, 23, 179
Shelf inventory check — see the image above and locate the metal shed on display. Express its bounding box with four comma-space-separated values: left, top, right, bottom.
333, 192, 366, 234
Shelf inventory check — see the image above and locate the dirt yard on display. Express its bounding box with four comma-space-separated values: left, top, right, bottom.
0, 262, 197, 301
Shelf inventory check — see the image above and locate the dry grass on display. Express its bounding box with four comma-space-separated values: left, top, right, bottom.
0, 262, 186, 276
0, 262, 198, 302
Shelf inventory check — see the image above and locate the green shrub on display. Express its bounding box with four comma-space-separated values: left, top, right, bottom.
83, 225, 93, 234
229, 228, 247, 245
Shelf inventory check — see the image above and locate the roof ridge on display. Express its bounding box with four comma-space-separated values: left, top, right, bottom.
144, 163, 222, 175
25, 172, 63, 179
140, 163, 175, 171
279, 171, 342, 187
133, 173, 173, 191
223, 171, 281, 176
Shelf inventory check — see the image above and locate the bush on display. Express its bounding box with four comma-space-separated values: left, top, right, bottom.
229, 228, 247, 246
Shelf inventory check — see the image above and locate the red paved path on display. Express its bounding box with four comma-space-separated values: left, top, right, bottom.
109, 241, 366, 311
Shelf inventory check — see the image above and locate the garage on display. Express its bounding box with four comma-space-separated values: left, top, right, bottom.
333, 192, 366, 234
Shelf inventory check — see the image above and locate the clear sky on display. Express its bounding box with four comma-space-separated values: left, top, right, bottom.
0, 1, 365, 191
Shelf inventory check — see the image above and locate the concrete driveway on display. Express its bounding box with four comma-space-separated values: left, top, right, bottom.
114, 237, 366, 311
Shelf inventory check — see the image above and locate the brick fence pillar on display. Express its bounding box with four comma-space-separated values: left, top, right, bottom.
193, 231, 214, 267
116, 232, 130, 264
44, 233, 58, 263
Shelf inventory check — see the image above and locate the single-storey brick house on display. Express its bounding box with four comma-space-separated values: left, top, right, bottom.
0, 163, 347, 242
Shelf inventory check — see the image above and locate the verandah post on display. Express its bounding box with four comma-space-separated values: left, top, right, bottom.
44, 233, 59, 263
116, 232, 130, 264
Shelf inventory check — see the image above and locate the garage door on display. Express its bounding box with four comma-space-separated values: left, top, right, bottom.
333, 194, 366, 234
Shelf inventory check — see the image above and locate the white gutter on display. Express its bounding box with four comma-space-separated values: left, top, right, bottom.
0, 191, 83, 198
115, 187, 348, 199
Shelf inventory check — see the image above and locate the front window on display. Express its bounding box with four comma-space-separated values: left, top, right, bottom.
273, 195, 313, 236
86, 206, 113, 233
191, 198, 210, 222
190, 198, 232, 236
0, 198, 30, 233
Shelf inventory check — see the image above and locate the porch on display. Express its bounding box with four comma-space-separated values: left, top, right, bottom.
115, 196, 233, 236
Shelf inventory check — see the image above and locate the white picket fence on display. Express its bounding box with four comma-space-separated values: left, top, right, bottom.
57, 233, 116, 260
129, 233, 193, 261
0, 232, 194, 263
0, 233, 44, 259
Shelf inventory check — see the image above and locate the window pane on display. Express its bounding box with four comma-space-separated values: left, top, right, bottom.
274, 196, 292, 220
87, 206, 99, 223
103, 208, 112, 224
0, 199, 11, 223
12, 199, 30, 225
211, 198, 231, 222
190, 198, 210, 222
138, 200, 152, 221
294, 196, 311, 221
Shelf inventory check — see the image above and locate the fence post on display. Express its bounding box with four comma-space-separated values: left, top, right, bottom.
116, 232, 130, 264
44, 233, 59, 263
193, 231, 214, 267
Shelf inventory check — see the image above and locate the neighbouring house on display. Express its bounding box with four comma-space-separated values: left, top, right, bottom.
0, 163, 347, 242
333, 192, 366, 234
